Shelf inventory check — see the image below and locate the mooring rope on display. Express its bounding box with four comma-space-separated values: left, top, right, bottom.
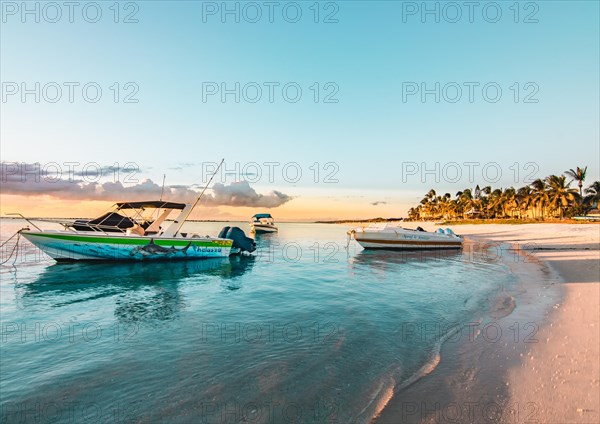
0, 229, 26, 266
345, 230, 354, 251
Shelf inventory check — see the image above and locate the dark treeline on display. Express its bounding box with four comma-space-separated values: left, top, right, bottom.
407, 167, 599, 221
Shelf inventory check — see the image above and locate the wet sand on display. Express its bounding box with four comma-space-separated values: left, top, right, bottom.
375, 223, 600, 424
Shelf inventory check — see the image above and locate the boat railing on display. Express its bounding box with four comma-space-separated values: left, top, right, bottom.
365, 222, 390, 231
5, 213, 43, 231
79, 203, 153, 235
65, 221, 129, 235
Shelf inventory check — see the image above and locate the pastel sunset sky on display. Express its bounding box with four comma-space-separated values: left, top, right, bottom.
1, 1, 598, 220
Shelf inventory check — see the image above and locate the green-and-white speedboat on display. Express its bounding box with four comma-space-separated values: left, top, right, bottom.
18, 200, 256, 262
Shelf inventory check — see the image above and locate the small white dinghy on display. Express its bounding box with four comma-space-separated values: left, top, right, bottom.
348, 223, 463, 250
250, 214, 278, 233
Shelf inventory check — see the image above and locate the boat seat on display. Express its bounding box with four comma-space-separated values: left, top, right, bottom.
126, 224, 145, 236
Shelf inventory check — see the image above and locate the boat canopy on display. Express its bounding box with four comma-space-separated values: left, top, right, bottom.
115, 201, 187, 210
252, 213, 273, 219
72, 212, 137, 232
69, 201, 186, 233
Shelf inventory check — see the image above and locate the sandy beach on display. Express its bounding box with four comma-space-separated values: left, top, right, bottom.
377, 223, 599, 424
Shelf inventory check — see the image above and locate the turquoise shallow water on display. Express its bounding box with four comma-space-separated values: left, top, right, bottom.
0, 220, 515, 423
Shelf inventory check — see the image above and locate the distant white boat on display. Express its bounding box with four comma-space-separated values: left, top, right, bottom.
348, 223, 463, 250
250, 214, 278, 233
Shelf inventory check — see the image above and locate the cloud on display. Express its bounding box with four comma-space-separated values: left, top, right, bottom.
71, 165, 143, 178
167, 162, 200, 171
1, 163, 292, 208
203, 181, 292, 208
371, 201, 387, 206
0, 162, 143, 179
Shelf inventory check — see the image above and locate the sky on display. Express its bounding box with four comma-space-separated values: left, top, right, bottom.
1, 0, 599, 220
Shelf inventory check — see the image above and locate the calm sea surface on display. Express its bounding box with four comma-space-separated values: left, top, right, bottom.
0, 219, 515, 423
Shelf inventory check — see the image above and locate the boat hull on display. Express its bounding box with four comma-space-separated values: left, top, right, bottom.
352, 227, 463, 250
251, 224, 278, 233
354, 237, 463, 250
21, 231, 233, 262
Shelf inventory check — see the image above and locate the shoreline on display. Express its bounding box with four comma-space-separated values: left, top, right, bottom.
375, 223, 599, 424
507, 248, 600, 423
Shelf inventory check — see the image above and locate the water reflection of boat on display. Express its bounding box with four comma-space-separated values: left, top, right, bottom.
22, 257, 255, 293
349, 249, 463, 269
16, 257, 255, 322
347, 249, 465, 283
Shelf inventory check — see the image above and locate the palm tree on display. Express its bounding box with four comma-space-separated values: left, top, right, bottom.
530, 178, 548, 219
419, 189, 437, 220
584, 181, 600, 209
424, 189, 436, 202
565, 166, 587, 197
408, 207, 420, 221
477, 185, 492, 218
502, 187, 518, 217
437, 193, 452, 219
456, 189, 474, 218
545, 175, 579, 218
446, 200, 459, 219
517, 186, 534, 218
486, 188, 504, 218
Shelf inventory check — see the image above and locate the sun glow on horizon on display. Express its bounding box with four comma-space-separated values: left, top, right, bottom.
0, 193, 413, 222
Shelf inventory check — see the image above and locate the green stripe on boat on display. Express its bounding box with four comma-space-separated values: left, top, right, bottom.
28, 232, 232, 247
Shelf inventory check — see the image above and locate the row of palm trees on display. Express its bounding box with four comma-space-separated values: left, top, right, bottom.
407, 166, 599, 221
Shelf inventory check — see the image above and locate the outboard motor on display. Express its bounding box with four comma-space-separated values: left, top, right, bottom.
218, 226, 230, 239
221, 226, 256, 254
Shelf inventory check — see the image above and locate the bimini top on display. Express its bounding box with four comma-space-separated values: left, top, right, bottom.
252, 213, 273, 219
115, 201, 187, 210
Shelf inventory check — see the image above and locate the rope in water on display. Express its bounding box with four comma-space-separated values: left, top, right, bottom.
0, 229, 24, 266
345, 230, 354, 251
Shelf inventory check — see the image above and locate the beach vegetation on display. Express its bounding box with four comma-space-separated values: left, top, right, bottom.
408, 167, 599, 222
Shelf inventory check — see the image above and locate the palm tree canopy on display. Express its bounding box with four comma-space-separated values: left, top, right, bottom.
584, 181, 600, 196
545, 175, 579, 216
565, 166, 588, 195
565, 166, 587, 184
410, 171, 589, 221
584, 181, 600, 206
531, 178, 546, 192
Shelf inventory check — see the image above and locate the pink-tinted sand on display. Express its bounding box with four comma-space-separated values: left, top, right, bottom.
375, 223, 599, 424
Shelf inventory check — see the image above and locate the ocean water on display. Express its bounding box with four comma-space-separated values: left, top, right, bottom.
0, 219, 516, 423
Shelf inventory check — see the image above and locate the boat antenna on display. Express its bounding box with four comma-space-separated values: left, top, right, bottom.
171, 159, 224, 237
159, 174, 166, 201
154, 174, 167, 221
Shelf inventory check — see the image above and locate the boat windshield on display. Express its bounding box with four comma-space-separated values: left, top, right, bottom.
365, 222, 396, 230
252, 214, 273, 219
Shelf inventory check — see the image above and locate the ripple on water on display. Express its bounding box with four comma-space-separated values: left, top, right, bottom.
0, 220, 516, 422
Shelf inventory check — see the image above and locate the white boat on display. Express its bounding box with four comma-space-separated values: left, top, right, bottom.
250, 214, 278, 233
348, 223, 463, 250
16, 201, 256, 262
